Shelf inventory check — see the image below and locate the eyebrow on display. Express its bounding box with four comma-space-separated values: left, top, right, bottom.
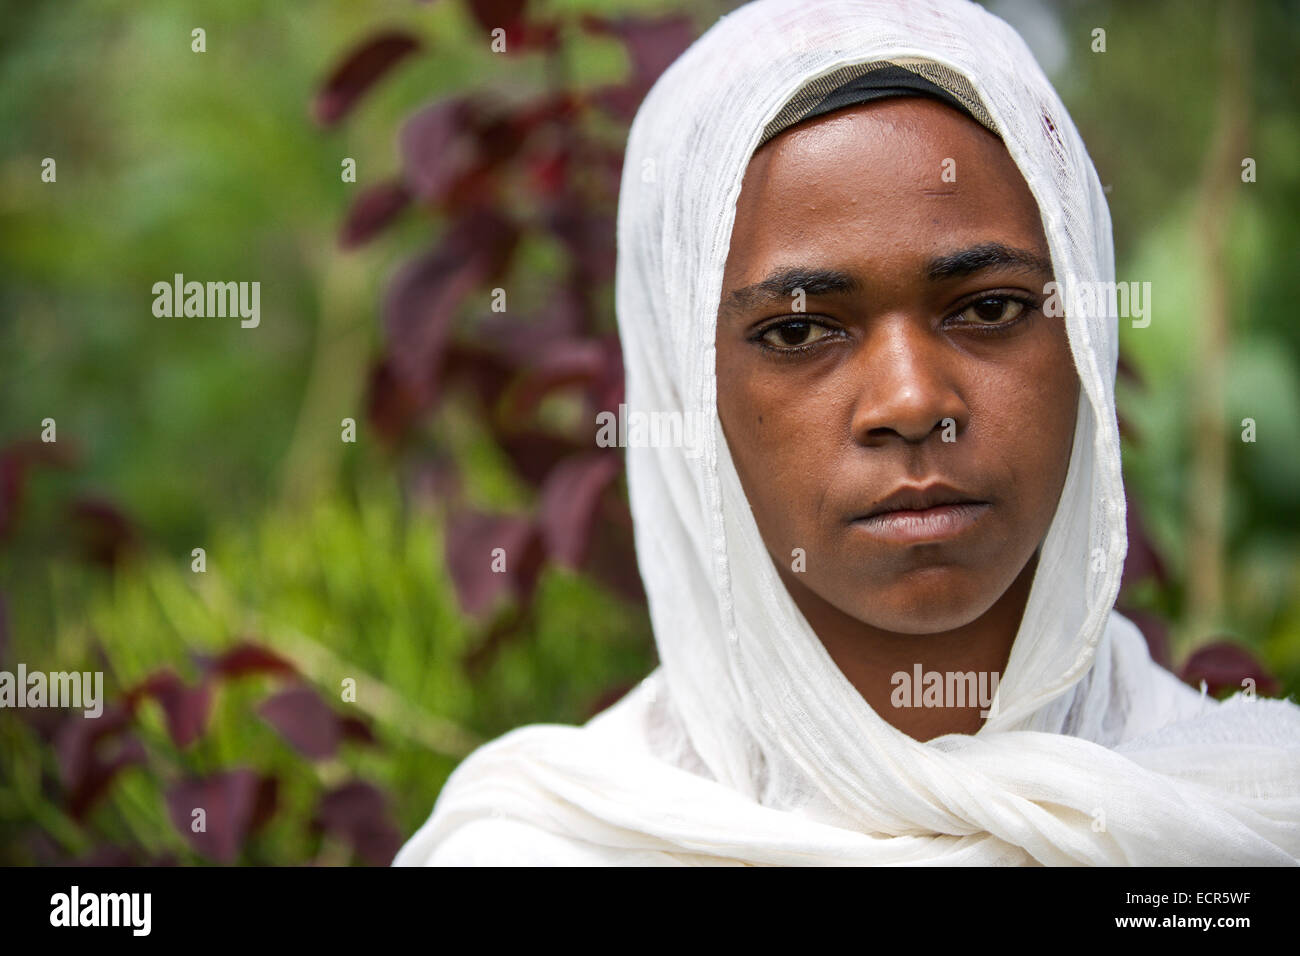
925, 242, 1054, 281
721, 242, 1054, 317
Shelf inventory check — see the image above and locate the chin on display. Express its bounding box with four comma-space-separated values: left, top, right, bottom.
840, 568, 1005, 635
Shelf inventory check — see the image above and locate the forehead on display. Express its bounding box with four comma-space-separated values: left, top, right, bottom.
727, 98, 1044, 268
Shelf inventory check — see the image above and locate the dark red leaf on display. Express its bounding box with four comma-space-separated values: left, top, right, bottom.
463, 1, 559, 53
313, 31, 422, 127
543, 199, 616, 285
405, 452, 463, 506
445, 510, 545, 615
339, 179, 412, 249
476, 288, 587, 368
340, 715, 378, 747
398, 98, 480, 203
581, 492, 645, 604
54, 704, 145, 819
383, 207, 518, 402
365, 355, 426, 446
465, 0, 529, 34
503, 337, 611, 421
538, 453, 622, 568
0, 438, 79, 541
461, 603, 532, 677
257, 683, 342, 760
166, 770, 275, 863
315, 781, 403, 866
580, 14, 695, 118
526, 142, 570, 196
1120, 489, 1167, 593
197, 640, 297, 681
441, 343, 516, 410
586, 84, 649, 123
582, 14, 694, 86
1178, 640, 1280, 697
125, 668, 213, 748
68, 498, 138, 568
497, 430, 585, 487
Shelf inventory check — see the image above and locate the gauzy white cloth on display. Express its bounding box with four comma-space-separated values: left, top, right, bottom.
395, 0, 1300, 865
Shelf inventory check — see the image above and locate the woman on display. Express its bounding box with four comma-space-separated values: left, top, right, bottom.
395, 0, 1300, 865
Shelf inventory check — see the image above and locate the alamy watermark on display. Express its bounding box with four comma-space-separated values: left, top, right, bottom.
891, 665, 1000, 718
152, 273, 260, 328
0, 664, 103, 718
595, 402, 706, 458
50, 886, 151, 936
1044, 277, 1152, 328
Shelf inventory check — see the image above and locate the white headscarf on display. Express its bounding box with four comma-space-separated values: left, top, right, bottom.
395, 0, 1300, 866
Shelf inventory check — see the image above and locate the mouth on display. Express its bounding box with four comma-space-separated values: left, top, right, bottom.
850, 483, 990, 544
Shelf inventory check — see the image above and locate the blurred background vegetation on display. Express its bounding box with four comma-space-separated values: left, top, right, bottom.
1, 0, 1297, 864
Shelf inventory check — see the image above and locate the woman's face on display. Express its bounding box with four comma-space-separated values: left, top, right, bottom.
716, 97, 1079, 636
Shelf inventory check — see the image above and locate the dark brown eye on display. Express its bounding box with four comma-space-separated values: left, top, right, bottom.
760, 320, 832, 349
963, 297, 1026, 325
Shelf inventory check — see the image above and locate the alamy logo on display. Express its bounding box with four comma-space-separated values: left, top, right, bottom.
0, 664, 103, 718
891, 665, 1000, 718
152, 273, 260, 328
1043, 277, 1152, 328
595, 403, 706, 458
50, 886, 151, 936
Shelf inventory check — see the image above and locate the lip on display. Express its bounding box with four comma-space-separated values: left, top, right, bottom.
850, 483, 990, 544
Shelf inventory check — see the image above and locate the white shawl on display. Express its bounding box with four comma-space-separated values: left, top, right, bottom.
395, 0, 1300, 866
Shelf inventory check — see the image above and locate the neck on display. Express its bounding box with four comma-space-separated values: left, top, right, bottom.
777, 554, 1037, 741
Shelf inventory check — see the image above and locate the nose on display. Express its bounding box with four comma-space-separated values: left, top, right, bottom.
849, 316, 969, 446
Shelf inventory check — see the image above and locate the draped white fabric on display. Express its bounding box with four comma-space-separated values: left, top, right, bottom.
395, 0, 1300, 866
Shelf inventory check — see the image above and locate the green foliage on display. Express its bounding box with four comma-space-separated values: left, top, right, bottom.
0, 472, 654, 863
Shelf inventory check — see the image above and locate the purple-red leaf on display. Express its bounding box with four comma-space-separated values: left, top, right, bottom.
166, 770, 276, 863
315, 781, 403, 866
399, 98, 480, 203
461, 604, 532, 676
1120, 490, 1167, 593
445, 511, 545, 615
54, 705, 145, 819
441, 343, 517, 410
257, 683, 342, 760
340, 715, 378, 747
197, 640, 297, 681
543, 199, 616, 285
125, 668, 213, 748
365, 355, 426, 446
503, 337, 613, 422
68, 497, 138, 568
497, 431, 585, 487
339, 179, 412, 249
581, 492, 645, 604
538, 453, 622, 568
383, 207, 518, 402
463, 1, 559, 53
1178, 641, 1279, 697
580, 14, 695, 118
0, 438, 78, 541
313, 32, 422, 127
405, 451, 463, 506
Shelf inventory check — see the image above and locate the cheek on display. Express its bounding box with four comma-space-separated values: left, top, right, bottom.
717, 362, 830, 547
972, 333, 1078, 518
